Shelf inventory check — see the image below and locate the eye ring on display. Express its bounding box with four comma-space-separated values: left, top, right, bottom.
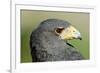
55, 27, 64, 35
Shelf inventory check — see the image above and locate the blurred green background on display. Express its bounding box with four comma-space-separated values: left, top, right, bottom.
21, 10, 90, 63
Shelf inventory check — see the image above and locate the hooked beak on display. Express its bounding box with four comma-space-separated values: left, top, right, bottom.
60, 25, 82, 40
74, 30, 82, 40
77, 36, 82, 40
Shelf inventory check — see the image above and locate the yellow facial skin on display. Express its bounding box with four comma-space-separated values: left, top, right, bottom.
60, 26, 82, 40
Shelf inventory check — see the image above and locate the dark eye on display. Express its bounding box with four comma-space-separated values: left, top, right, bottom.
55, 27, 64, 35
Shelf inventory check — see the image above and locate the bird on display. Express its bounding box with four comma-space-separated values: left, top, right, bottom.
30, 19, 84, 62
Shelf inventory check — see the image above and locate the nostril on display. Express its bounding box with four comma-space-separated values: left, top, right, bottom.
73, 30, 75, 32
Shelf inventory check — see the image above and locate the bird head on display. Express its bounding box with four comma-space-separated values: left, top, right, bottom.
39, 19, 82, 41
55, 25, 82, 40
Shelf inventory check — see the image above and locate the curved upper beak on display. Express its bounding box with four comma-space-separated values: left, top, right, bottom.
60, 25, 82, 40
74, 30, 82, 40
78, 36, 82, 40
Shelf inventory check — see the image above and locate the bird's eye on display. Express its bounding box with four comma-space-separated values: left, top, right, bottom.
55, 27, 64, 35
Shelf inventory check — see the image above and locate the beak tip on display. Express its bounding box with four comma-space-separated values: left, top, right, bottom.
79, 38, 82, 40
78, 37, 82, 40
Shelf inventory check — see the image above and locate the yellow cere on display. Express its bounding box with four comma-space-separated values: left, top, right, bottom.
60, 26, 81, 40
